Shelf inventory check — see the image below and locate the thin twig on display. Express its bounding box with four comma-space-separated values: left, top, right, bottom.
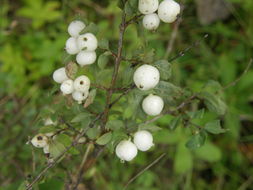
144, 94, 199, 125
168, 34, 209, 63
123, 153, 166, 190
72, 143, 93, 190
109, 84, 136, 108
223, 58, 252, 90
103, 12, 127, 124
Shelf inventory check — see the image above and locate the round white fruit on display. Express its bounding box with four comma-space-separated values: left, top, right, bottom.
65, 37, 80, 55
31, 134, 48, 148
142, 94, 164, 116
73, 75, 90, 92
72, 90, 89, 104
158, 0, 180, 23
143, 13, 160, 30
133, 64, 160, 90
68, 20, 85, 37
138, 0, 159, 15
134, 130, 154, 151
116, 140, 138, 162
76, 51, 97, 66
60, 79, 74, 95
53, 67, 69, 84
77, 33, 98, 51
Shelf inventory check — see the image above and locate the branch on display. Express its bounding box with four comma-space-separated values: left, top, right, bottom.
223, 58, 252, 90
26, 113, 103, 190
123, 153, 166, 190
72, 143, 93, 190
144, 94, 199, 125
168, 34, 209, 63
103, 12, 127, 124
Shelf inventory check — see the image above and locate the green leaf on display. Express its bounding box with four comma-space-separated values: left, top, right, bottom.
105, 120, 124, 130
174, 142, 193, 174
97, 52, 110, 69
124, 0, 138, 16
186, 131, 206, 150
18, 182, 26, 190
169, 116, 182, 130
17, 0, 61, 29
138, 123, 161, 132
96, 132, 112, 145
195, 142, 222, 162
153, 60, 171, 80
81, 23, 99, 35
39, 126, 56, 134
186, 109, 205, 119
86, 126, 100, 140
117, 0, 126, 10
204, 120, 227, 134
55, 134, 72, 147
71, 113, 90, 123
201, 92, 227, 115
49, 141, 66, 159
98, 39, 109, 50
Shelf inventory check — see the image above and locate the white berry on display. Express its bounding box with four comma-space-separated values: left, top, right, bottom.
143, 13, 160, 30
68, 20, 85, 37
138, 0, 159, 14
73, 75, 90, 92
31, 134, 48, 148
158, 0, 180, 23
77, 33, 98, 51
142, 94, 164, 116
133, 64, 160, 90
53, 67, 69, 84
134, 130, 154, 151
72, 90, 89, 104
116, 140, 138, 162
60, 79, 74, 95
65, 37, 80, 55
76, 51, 97, 66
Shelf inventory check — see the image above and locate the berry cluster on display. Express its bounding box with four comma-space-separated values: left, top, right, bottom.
139, 0, 180, 30
116, 130, 154, 162
66, 20, 98, 66
115, 64, 164, 162
52, 20, 99, 104
53, 67, 90, 104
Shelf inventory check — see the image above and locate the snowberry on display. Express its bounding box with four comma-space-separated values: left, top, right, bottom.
142, 94, 164, 116
116, 140, 138, 162
60, 79, 74, 95
53, 67, 69, 84
133, 64, 160, 90
77, 33, 98, 51
158, 0, 180, 23
143, 13, 160, 30
65, 37, 80, 55
76, 51, 97, 66
72, 90, 89, 104
73, 75, 90, 92
138, 0, 159, 15
31, 134, 48, 148
134, 130, 154, 151
68, 20, 85, 37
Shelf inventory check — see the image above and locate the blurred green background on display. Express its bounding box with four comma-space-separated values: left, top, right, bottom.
0, 0, 253, 189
